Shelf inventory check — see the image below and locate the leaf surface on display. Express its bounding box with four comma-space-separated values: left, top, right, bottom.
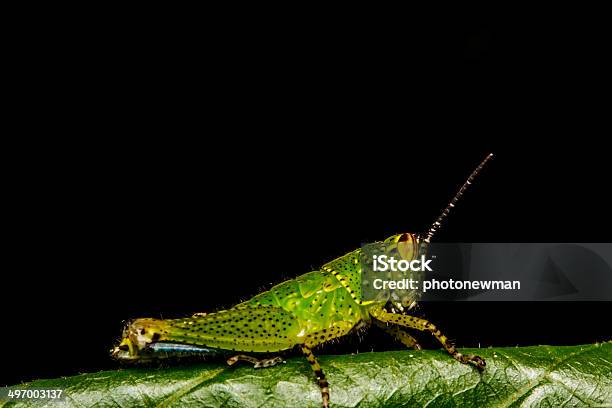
2, 343, 611, 407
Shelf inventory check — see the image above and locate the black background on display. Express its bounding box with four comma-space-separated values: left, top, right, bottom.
3, 17, 611, 386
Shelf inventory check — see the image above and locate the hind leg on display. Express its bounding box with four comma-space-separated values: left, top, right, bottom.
226, 354, 284, 368
373, 319, 422, 350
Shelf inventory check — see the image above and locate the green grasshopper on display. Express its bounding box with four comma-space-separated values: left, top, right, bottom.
112, 154, 493, 408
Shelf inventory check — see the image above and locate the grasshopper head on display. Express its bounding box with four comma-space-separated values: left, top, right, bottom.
378, 232, 429, 309
111, 318, 164, 360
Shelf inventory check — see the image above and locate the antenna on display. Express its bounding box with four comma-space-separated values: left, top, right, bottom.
423, 153, 494, 243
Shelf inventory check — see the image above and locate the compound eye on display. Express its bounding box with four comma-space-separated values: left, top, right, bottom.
398, 233, 410, 242
397, 233, 415, 259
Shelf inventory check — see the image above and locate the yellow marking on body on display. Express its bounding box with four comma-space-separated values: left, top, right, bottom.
324, 265, 377, 306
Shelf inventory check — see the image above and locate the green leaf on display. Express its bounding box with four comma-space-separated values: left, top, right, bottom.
3, 343, 611, 407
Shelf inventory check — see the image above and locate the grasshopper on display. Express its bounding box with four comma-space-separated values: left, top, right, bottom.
112, 154, 493, 408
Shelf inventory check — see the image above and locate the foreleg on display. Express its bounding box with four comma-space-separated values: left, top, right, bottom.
370, 308, 485, 369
